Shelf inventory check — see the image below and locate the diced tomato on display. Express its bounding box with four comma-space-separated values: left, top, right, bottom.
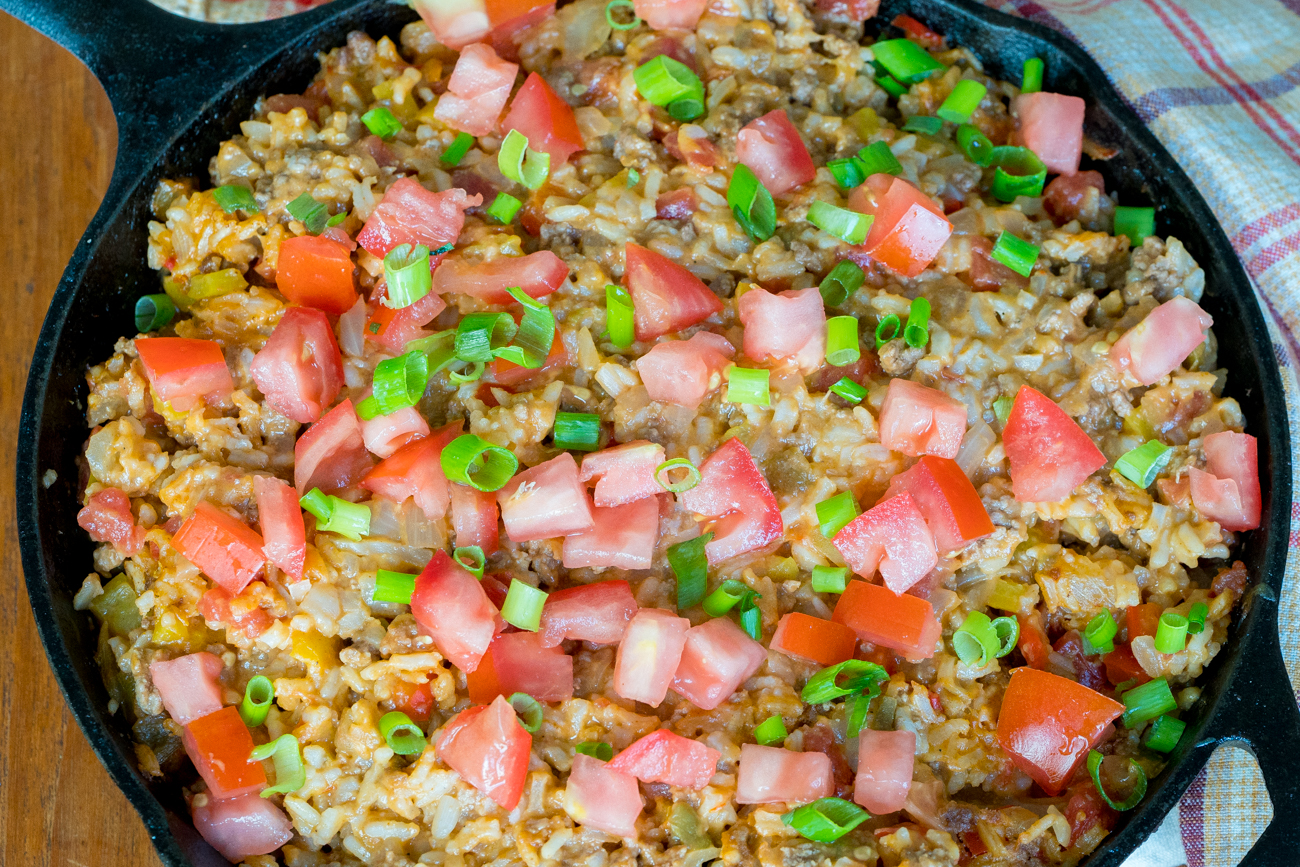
1002, 385, 1106, 503
832, 580, 941, 660
674, 124, 722, 171
854, 729, 915, 815
656, 188, 698, 220
878, 379, 967, 459
485, 0, 553, 58
192, 794, 294, 862
250, 307, 344, 425
613, 608, 690, 707
679, 438, 782, 564
892, 13, 943, 47
361, 422, 462, 521
624, 243, 724, 341
737, 286, 827, 374
538, 580, 638, 647
436, 694, 531, 810
276, 235, 358, 315
357, 177, 482, 260
635, 331, 734, 410
561, 496, 661, 570
632, 0, 708, 30
1102, 644, 1151, 687
1065, 782, 1115, 845
434, 250, 570, 305
1043, 171, 1105, 224
996, 668, 1124, 795
411, 0, 490, 49
735, 110, 816, 197
1054, 630, 1107, 691
578, 441, 666, 507
608, 729, 720, 790
488, 333, 569, 388
1189, 431, 1260, 531
815, 0, 881, 21
501, 72, 584, 168
884, 456, 993, 554
433, 42, 518, 137
394, 681, 435, 722
967, 235, 1030, 292
451, 484, 500, 553
1126, 603, 1161, 641
670, 616, 767, 710
253, 476, 306, 580
1016, 610, 1052, 669
135, 337, 234, 412
172, 502, 266, 595
468, 631, 574, 702
832, 493, 936, 595
149, 652, 224, 725
736, 744, 834, 805
563, 753, 643, 838
769, 612, 858, 667
293, 399, 373, 494
1014, 92, 1086, 176
359, 405, 430, 460
411, 551, 502, 672
861, 177, 953, 278
199, 587, 273, 641
77, 487, 145, 556
367, 290, 448, 355
182, 706, 266, 799
1110, 297, 1213, 387
497, 452, 594, 542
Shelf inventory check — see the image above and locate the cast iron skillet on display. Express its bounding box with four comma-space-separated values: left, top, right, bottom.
5, 0, 1297, 862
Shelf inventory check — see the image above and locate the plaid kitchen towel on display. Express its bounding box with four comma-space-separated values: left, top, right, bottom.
148, 0, 1300, 863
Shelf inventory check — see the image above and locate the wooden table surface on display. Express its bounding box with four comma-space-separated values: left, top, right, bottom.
1, 13, 164, 867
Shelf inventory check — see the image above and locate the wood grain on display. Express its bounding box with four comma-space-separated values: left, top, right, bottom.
0, 13, 163, 867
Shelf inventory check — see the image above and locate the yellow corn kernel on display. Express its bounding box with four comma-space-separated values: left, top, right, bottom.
292, 629, 340, 670
987, 578, 1029, 613
847, 107, 882, 139
1123, 408, 1157, 440
416, 101, 441, 126
420, 58, 442, 83
152, 609, 191, 645
768, 557, 799, 582
372, 79, 395, 101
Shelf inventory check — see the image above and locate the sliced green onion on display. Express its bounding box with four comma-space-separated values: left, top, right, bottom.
875, 314, 901, 347
667, 97, 704, 122
728, 164, 776, 242
383, 243, 433, 308
487, 192, 522, 224
1155, 610, 1189, 654
239, 675, 275, 728
135, 294, 176, 332
952, 611, 999, 666
989, 232, 1039, 277
875, 73, 909, 97
379, 710, 427, 755
901, 115, 943, 136
456, 312, 517, 364
508, 692, 543, 732
802, 659, 888, 704
440, 434, 519, 492
1143, 714, 1186, 753
819, 260, 865, 307
808, 201, 873, 245
1116, 440, 1172, 488
702, 579, 749, 616
827, 158, 866, 189
606, 283, 635, 349
1114, 679, 1137, 699
1122, 677, 1177, 728
287, 192, 330, 235
825, 316, 861, 366
447, 361, 485, 384
627, 168, 641, 187
361, 106, 403, 140
990, 146, 1047, 202
754, 715, 788, 746
1115, 206, 1156, 247
830, 378, 867, 405
1087, 750, 1147, 811
669, 532, 714, 609
993, 395, 1014, 425
726, 366, 770, 406
872, 39, 945, 83
554, 412, 601, 451
937, 80, 987, 125
783, 797, 870, 843
1083, 611, 1118, 655
327, 211, 348, 228
249, 734, 305, 797
213, 185, 259, 214
816, 491, 859, 539
499, 128, 551, 190
441, 132, 475, 167
845, 690, 870, 738
299, 488, 370, 541
604, 0, 640, 28
1187, 602, 1208, 635
956, 123, 994, 166
991, 616, 1019, 657
811, 565, 848, 594
857, 140, 903, 176
633, 55, 704, 114
502, 580, 547, 632
739, 594, 762, 640
453, 545, 486, 578
491, 285, 556, 369
655, 458, 701, 493
904, 297, 930, 348
371, 350, 431, 415
1022, 57, 1044, 94
576, 741, 614, 760
374, 569, 418, 604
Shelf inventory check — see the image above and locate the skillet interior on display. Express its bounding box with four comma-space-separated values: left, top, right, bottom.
10, 0, 1297, 863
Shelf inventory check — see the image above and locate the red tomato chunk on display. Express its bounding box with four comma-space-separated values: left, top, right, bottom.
1014, 92, 1086, 176
671, 616, 767, 710
1110, 297, 1212, 387
411, 551, 502, 673
861, 177, 953, 278
250, 307, 344, 424
832, 493, 937, 595
276, 236, 358, 315
357, 177, 481, 259
878, 379, 967, 459
833, 580, 941, 660
770, 612, 858, 667
632, 0, 708, 31
182, 706, 267, 799
501, 72, 584, 167
253, 476, 306, 580
538, 580, 639, 647
1002, 385, 1106, 503
136, 337, 234, 412
738, 286, 827, 374
293, 399, 373, 495
149, 651, 224, 726
193, 794, 294, 862
450, 483, 500, 553
608, 729, 721, 790
561, 496, 660, 571
884, 456, 993, 554
433, 250, 569, 305
623, 243, 724, 341
410, 0, 490, 49
854, 728, 915, 815
635, 332, 735, 410
172, 502, 267, 596
433, 42, 518, 137
679, 438, 782, 564
735, 744, 834, 805
1190, 431, 1260, 531
436, 694, 532, 810
360, 405, 430, 459
563, 753, 643, 838
613, 608, 690, 707
578, 440, 666, 507
469, 631, 574, 702
77, 487, 146, 556
735, 109, 816, 196
361, 421, 463, 522
498, 452, 595, 542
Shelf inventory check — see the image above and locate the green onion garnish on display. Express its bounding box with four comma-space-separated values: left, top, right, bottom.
702, 579, 750, 616
952, 610, 1000, 666
857, 140, 903, 176
937, 79, 987, 125
783, 797, 869, 843
1083, 611, 1118, 655
487, 192, 522, 224
491, 286, 556, 369
370, 349, 431, 416
1143, 714, 1186, 753
827, 158, 866, 189
811, 565, 848, 594
830, 378, 867, 405
627, 168, 641, 187
604, 0, 641, 29
1122, 678, 1178, 728
1115, 206, 1156, 247
669, 532, 714, 609
872, 39, 946, 84
739, 593, 761, 639
456, 311, 517, 364
299, 488, 371, 541
605, 283, 635, 349
440, 434, 519, 492
825, 316, 861, 366
576, 741, 614, 760
633, 55, 705, 121
383, 243, 433, 308
502, 580, 548, 632
1187, 602, 1208, 635
655, 458, 701, 493
901, 115, 944, 136
992, 616, 1019, 656
727, 164, 776, 242
816, 491, 859, 538
448, 361, 485, 384
327, 212, 348, 228
213, 185, 259, 214
374, 569, 418, 604
1154, 610, 1189, 654
1086, 750, 1147, 811
379, 710, 428, 755
453, 545, 486, 578
819, 259, 865, 307
904, 297, 930, 348
990, 146, 1047, 202
956, 123, 994, 166
441, 132, 474, 167
499, 129, 551, 190
993, 395, 1014, 425
1116, 440, 1172, 488
361, 106, 403, 140
753, 715, 788, 746
249, 734, 305, 797
135, 294, 176, 332
239, 675, 275, 728
726, 365, 770, 406
802, 659, 888, 704
553, 411, 601, 451
287, 192, 330, 235
1022, 57, 1044, 94
807, 201, 873, 245
508, 692, 543, 732
875, 314, 901, 347
875, 73, 908, 97
989, 231, 1039, 277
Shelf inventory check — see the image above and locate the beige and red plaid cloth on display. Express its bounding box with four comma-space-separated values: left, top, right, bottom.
149, 0, 1300, 863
